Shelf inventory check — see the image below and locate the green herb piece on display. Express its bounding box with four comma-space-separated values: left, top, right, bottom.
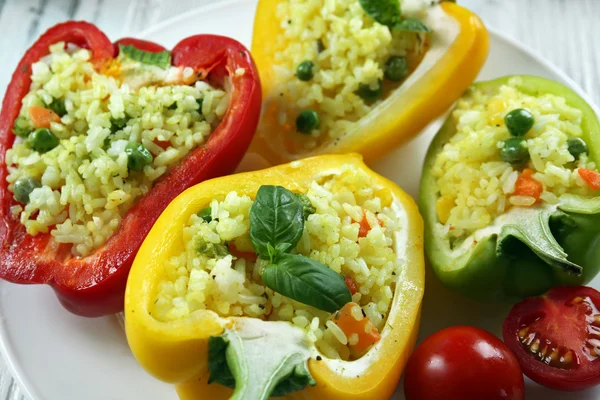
567, 137, 588, 160
500, 138, 529, 165
208, 319, 316, 399
316, 39, 325, 53
198, 206, 212, 223
167, 102, 178, 110
249, 185, 304, 261
295, 193, 315, 220
110, 116, 129, 134
262, 253, 352, 313
359, 0, 401, 27
384, 56, 409, 82
393, 18, 432, 33
296, 110, 320, 134
13, 177, 41, 204
46, 98, 67, 117
29, 128, 59, 153
125, 141, 153, 171
296, 61, 315, 81
196, 98, 204, 114
356, 81, 383, 102
13, 115, 33, 138
119, 44, 172, 69
505, 108, 534, 137
196, 237, 229, 257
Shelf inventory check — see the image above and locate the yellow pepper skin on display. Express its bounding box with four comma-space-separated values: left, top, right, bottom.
125, 154, 425, 400
248, 1, 489, 165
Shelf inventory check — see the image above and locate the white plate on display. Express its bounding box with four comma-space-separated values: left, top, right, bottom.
1, 1, 599, 399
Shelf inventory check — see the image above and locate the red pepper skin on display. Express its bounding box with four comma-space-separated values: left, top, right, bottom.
0, 23, 261, 317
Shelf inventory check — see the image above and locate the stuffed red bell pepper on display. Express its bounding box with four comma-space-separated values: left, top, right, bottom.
0, 21, 261, 317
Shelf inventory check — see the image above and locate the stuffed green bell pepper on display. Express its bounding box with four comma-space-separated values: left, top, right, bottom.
420, 75, 600, 302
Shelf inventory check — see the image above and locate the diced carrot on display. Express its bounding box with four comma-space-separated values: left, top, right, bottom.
513, 168, 543, 200
578, 168, 600, 190
358, 209, 384, 238
28, 106, 60, 128
344, 275, 359, 295
333, 302, 381, 356
228, 242, 258, 262
152, 138, 171, 150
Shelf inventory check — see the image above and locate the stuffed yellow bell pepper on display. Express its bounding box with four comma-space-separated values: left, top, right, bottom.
248, 0, 489, 165
125, 154, 424, 400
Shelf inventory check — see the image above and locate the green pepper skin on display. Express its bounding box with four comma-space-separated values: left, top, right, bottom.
420, 75, 600, 302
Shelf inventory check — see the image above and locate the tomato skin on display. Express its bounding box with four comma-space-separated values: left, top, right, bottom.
503, 286, 600, 391
404, 326, 524, 400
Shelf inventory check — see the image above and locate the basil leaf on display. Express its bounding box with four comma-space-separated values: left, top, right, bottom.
393, 18, 432, 33
359, 0, 402, 27
262, 253, 352, 313
119, 44, 172, 69
250, 186, 304, 260
295, 193, 316, 220
207, 335, 236, 388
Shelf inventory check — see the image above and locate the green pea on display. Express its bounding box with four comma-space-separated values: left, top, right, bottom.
29, 128, 59, 153
567, 137, 588, 160
125, 142, 153, 171
13, 115, 33, 138
296, 61, 315, 81
196, 98, 204, 114
505, 108, 534, 137
296, 110, 320, 134
500, 138, 529, 165
197, 206, 212, 223
47, 98, 67, 117
356, 81, 383, 102
384, 56, 409, 82
13, 177, 41, 204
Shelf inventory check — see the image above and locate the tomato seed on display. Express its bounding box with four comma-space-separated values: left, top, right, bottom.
530, 338, 540, 353
518, 327, 529, 338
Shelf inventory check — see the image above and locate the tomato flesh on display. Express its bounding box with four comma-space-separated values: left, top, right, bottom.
503, 286, 600, 391
404, 326, 524, 400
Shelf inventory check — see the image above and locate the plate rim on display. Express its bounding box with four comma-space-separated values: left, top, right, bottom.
1, 1, 599, 399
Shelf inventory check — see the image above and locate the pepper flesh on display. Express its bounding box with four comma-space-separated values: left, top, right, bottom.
0, 22, 261, 316
125, 154, 425, 400
420, 75, 600, 302
248, 1, 489, 165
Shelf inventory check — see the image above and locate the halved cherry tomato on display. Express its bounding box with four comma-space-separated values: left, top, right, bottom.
579, 168, 600, 191
513, 168, 543, 200
404, 326, 524, 400
503, 286, 600, 391
28, 106, 60, 128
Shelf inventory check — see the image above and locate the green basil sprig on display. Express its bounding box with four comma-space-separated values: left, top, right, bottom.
359, 0, 432, 33
250, 185, 304, 262
249, 185, 351, 312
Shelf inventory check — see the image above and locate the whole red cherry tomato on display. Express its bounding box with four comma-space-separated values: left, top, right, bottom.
503, 286, 600, 391
404, 326, 524, 400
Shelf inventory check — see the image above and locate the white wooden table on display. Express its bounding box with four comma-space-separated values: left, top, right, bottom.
0, 0, 599, 398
